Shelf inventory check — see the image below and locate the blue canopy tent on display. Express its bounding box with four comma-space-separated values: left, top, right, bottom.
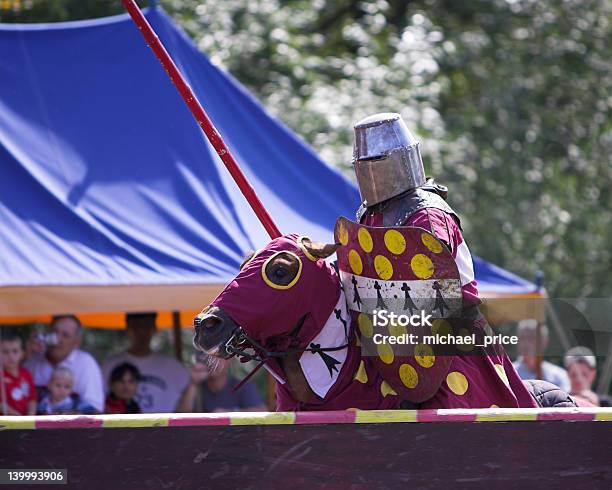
0, 6, 542, 327
473, 257, 539, 296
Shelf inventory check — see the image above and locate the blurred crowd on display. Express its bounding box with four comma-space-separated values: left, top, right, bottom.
0, 313, 266, 416
512, 319, 611, 408
1, 314, 609, 415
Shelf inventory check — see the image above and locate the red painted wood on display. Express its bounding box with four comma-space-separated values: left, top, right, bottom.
35, 416, 104, 429
168, 414, 231, 426
3, 420, 610, 489
294, 410, 357, 425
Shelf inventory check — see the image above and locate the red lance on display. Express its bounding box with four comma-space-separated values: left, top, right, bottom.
122, 0, 281, 240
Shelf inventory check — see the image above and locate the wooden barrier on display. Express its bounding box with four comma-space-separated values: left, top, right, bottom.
1, 408, 611, 489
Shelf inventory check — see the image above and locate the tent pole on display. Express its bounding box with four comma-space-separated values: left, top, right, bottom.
122, 0, 281, 240
172, 311, 183, 362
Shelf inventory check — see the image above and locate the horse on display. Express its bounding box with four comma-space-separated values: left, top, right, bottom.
193, 233, 537, 411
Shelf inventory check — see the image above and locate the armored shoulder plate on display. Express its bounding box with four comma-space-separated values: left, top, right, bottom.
357, 186, 461, 229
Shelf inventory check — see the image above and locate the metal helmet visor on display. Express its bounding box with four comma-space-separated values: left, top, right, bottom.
353, 113, 426, 205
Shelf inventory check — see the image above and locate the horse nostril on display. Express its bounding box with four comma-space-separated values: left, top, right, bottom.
199, 315, 223, 331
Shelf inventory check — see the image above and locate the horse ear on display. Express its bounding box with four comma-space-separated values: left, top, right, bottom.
300, 237, 340, 259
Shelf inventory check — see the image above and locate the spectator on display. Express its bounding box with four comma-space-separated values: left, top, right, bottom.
177, 357, 266, 413
105, 363, 141, 414
564, 346, 611, 407
0, 332, 36, 415
512, 319, 570, 392
24, 328, 48, 362
102, 313, 188, 413
37, 367, 96, 415
25, 315, 104, 412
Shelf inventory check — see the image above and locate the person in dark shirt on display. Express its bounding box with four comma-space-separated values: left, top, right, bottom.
177, 357, 266, 413
105, 363, 141, 414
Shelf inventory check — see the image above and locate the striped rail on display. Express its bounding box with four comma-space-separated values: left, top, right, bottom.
1, 407, 610, 430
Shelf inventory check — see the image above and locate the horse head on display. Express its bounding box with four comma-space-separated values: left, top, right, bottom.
193, 234, 340, 364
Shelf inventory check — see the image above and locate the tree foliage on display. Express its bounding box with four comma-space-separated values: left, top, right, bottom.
2, 0, 611, 298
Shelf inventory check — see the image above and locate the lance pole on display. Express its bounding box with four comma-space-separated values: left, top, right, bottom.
122, 0, 281, 239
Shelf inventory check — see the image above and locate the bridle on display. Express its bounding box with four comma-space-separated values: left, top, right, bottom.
221, 312, 349, 363
197, 310, 350, 393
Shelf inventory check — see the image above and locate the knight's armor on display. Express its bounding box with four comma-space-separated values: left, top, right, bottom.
353, 113, 459, 228
356, 184, 459, 228
343, 113, 539, 408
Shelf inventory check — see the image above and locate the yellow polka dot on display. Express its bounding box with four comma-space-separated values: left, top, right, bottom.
337, 222, 349, 246
384, 230, 406, 255
490, 404, 499, 408
348, 249, 363, 275
415, 343, 435, 368
354, 360, 368, 384
446, 371, 469, 396
377, 343, 394, 365
357, 314, 373, 338
457, 328, 474, 352
374, 255, 393, 280
494, 364, 510, 386
388, 320, 407, 338
380, 380, 397, 397
421, 232, 444, 253
431, 319, 452, 336
410, 253, 434, 279
399, 364, 419, 389
358, 228, 373, 253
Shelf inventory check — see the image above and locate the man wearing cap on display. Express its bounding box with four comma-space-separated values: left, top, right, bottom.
350, 113, 537, 408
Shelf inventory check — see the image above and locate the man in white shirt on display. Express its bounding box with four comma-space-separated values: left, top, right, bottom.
25, 315, 104, 412
513, 319, 570, 392
102, 313, 189, 413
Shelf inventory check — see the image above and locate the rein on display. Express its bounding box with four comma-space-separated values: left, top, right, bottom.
224, 313, 349, 363
226, 310, 350, 394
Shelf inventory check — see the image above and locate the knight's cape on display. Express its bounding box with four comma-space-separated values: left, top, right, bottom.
334, 217, 463, 402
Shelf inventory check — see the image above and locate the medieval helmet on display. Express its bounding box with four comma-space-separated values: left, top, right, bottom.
352, 112, 425, 206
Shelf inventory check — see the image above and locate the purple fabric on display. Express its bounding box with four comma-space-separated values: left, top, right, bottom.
211, 234, 403, 411
362, 208, 536, 409
211, 234, 339, 351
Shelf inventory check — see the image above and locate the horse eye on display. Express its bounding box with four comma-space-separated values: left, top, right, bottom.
262, 252, 302, 289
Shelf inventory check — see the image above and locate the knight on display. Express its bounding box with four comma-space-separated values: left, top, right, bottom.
351, 112, 539, 409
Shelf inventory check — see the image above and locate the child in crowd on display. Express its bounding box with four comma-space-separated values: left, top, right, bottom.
105, 363, 141, 414
1, 333, 37, 415
37, 366, 96, 415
